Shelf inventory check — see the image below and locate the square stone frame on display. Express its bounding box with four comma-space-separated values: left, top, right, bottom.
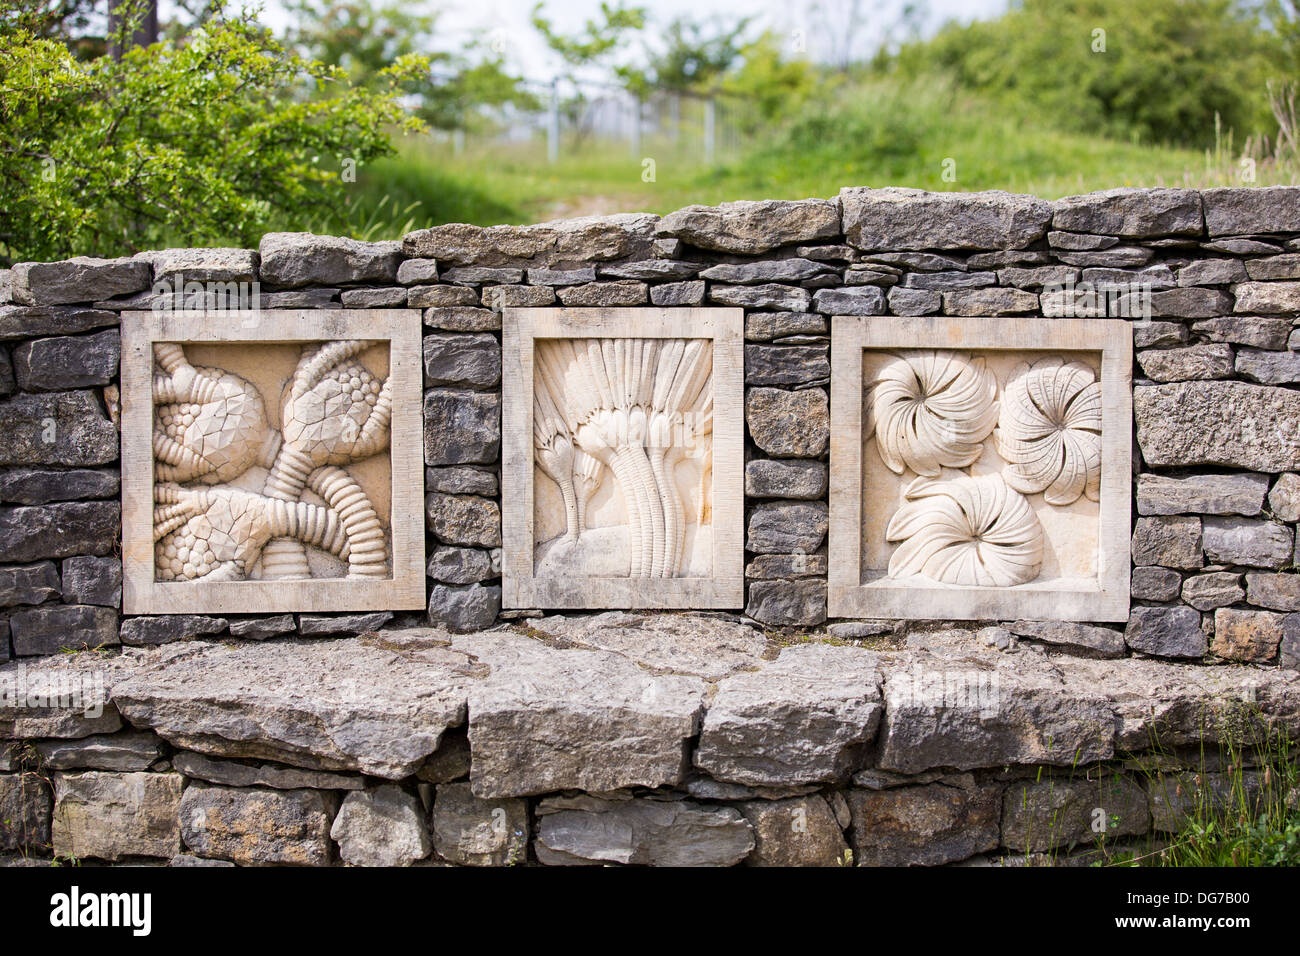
121, 309, 426, 615
501, 307, 745, 610
828, 315, 1133, 622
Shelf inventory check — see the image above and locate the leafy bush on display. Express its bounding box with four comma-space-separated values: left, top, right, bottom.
885, 0, 1292, 148
0, 4, 427, 262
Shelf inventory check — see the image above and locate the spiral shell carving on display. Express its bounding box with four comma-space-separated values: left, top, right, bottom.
868, 350, 999, 477
886, 473, 1044, 588
995, 358, 1102, 506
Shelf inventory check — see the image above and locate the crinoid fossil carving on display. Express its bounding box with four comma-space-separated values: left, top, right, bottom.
150, 341, 392, 583
885, 473, 1044, 588
995, 358, 1102, 506
867, 350, 999, 477
532, 337, 713, 578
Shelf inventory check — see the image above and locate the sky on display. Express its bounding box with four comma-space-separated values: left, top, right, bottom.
246, 0, 1009, 82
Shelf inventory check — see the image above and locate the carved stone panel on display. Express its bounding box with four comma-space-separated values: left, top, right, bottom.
502, 308, 743, 609
122, 310, 425, 614
829, 317, 1131, 621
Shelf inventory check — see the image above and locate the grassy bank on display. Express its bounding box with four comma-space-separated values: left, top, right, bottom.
322, 79, 1298, 239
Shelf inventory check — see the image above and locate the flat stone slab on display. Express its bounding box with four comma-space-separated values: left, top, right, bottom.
524, 611, 768, 679
696, 643, 882, 786
452, 631, 708, 798
112, 635, 477, 778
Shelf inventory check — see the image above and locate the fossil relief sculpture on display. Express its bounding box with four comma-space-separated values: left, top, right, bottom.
151, 341, 392, 582
867, 348, 1103, 589
532, 337, 713, 578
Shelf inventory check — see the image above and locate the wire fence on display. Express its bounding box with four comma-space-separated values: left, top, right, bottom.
431, 78, 768, 165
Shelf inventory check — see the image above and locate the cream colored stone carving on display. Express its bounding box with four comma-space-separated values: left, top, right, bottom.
532, 337, 712, 578
886, 473, 1044, 587
150, 341, 391, 582
995, 358, 1102, 506
867, 350, 999, 476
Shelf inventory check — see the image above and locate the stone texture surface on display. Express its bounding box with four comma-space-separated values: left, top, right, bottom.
737, 795, 849, 867
0, 467, 119, 505
425, 493, 501, 548
1001, 776, 1149, 851
37, 732, 162, 771
1245, 572, 1300, 612
331, 785, 431, 866
179, 783, 334, 865
746, 501, 828, 554
1125, 606, 1208, 659
426, 582, 501, 631
1181, 572, 1245, 611
842, 187, 1052, 251
876, 642, 1115, 773
453, 632, 706, 797
846, 781, 1001, 866
422, 333, 501, 388
432, 781, 529, 866
656, 199, 839, 254
746, 387, 829, 458
1135, 382, 1300, 471
11, 257, 150, 306
745, 459, 828, 500
0, 392, 118, 467
1211, 608, 1285, 662
259, 233, 401, 287
1005, 621, 1126, 658
744, 579, 827, 626
1052, 188, 1202, 237
422, 388, 500, 466
60, 555, 121, 607
535, 795, 754, 866
524, 611, 767, 680
0, 562, 60, 607
0, 773, 52, 852
1202, 186, 1300, 235
13, 329, 119, 391
1202, 517, 1294, 569
1136, 473, 1269, 516
697, 643, 880, 787
0, 501, 119, 562
120, 614, 226, 647
172, 751, 363, 791
52, 771, 182, 861
1131, 516, 1202, 569
113, 637, 473, 778
11, 604, 118, 655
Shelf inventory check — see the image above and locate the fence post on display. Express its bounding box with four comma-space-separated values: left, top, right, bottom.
630, 94, 641, 158
704, 97, 716, 165
547, 77, 560, 164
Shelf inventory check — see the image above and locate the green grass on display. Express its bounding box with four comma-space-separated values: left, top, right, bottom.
327, 78, 1298, 239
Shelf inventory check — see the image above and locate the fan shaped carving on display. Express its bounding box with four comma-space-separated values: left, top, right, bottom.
885, 473, 1044, 587
995, 358, 1102, 506
867, 350, 999, 477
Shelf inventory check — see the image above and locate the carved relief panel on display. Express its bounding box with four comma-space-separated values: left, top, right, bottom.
502, 308, 743, 609
829, 317, 1131, 621
122, 310, 425, 614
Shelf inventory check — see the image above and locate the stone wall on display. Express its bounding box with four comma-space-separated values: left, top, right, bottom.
2, 185, 1300, 865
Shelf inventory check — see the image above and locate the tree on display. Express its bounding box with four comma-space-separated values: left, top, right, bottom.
617, 15, 751, 97
0, 1, 428, 262
531, 1, 646, 77
887, 0, 1291, 147
286, 0, 536, 131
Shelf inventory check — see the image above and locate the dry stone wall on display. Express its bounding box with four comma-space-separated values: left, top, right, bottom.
1, 185, 1300, 865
